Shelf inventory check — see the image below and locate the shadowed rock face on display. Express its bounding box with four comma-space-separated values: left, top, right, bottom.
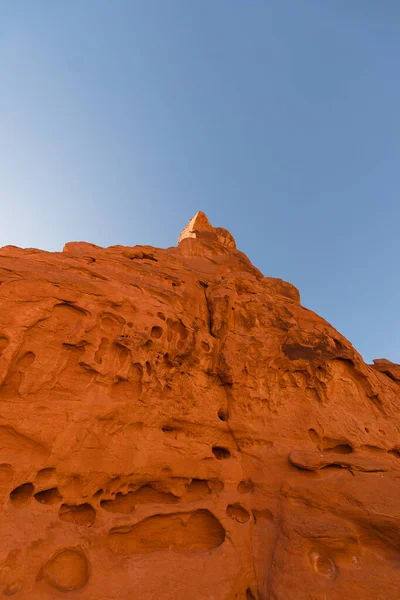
0, 213, 399, 599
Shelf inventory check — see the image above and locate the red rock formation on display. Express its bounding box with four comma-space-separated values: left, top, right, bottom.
0, 212, 399, 599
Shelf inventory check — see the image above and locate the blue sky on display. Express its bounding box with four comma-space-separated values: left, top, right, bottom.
1, 1, 399, 363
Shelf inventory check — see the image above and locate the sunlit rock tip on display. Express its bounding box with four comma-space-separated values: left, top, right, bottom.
178, 211, 236, 248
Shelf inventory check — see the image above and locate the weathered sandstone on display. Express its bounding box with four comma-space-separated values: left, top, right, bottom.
0, 212, 399, 599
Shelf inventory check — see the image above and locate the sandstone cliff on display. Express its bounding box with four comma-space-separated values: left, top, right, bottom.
0, 212, 399, 599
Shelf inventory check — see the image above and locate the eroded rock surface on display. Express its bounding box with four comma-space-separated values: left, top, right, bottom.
0, 213, 399, 599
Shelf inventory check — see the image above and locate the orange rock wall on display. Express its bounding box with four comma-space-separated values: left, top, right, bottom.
0, 220, 399, 599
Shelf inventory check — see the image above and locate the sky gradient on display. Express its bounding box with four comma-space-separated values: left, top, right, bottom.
1, 1, 399, 363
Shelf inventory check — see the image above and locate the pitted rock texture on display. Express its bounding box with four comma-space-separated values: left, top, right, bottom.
0, 213, 399, 599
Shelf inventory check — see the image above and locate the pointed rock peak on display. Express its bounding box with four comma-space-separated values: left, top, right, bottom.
178, 212, 213, 243
178, 211, 236, 249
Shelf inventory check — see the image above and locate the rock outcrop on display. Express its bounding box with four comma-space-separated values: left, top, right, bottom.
0, 212, 399, 599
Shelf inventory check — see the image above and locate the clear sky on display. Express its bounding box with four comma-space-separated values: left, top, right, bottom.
1, 1, 399, 364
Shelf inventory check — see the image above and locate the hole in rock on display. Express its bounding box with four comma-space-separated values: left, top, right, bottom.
172, 281, 181, 287
217, 409, 228, 422
246, 589, 257, 600
108, 509, 225, 555
36, 468, 56, 483
151, 326, 163, 339
252, 508, 273, 522
143, 340, 153, 350
333, 338, 346, 350
145, 362, 152, 376
309, 551, 337, 578
157, 312, 166, 321
212, 446, 231, 460
17, 351, 35, 369
161, 425, 179, 437
10, 482, 34, 507
209, 480, 224, 493
59, 503, 96, 526
319, 465, 348, 473
42, 548, 89, 592
54, 302, 88, 317
141, 253, 158, 262
167, 319, 188, 340
361, 444, 384, 453
185, 479, 211, 501
388, 449, 400, 459
100, 313, 124, 334
34, 488, 62, 505
128, 484, 179, 504
237, 480, 254, 494
365, 427, 370, 433
201, 341, 210, 352
226, 503, 250, 523
101, 485, 178, 513
308, 429, 319, 444
324, 444, 353, 455
93, 489, 104, 498
100, 493, 133, 514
